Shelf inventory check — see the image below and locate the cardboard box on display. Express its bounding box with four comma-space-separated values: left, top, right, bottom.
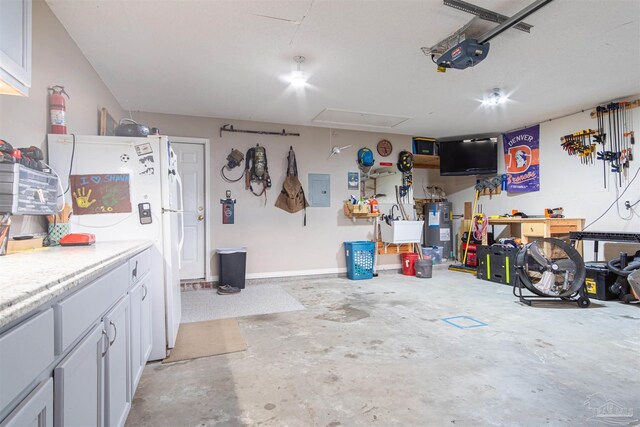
7, 237, 44, 253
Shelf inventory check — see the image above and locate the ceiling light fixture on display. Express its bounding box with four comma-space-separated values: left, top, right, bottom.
289, 55, 307, 88
482, 88, 507, 107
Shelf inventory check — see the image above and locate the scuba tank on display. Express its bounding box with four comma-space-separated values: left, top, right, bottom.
254, 145, 266, 178
245, 144, 271, 199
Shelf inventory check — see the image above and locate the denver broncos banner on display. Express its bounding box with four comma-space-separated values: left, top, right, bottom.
502, 125, 540, 193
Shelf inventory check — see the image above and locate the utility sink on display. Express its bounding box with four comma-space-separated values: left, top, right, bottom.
380, 220, 424, 244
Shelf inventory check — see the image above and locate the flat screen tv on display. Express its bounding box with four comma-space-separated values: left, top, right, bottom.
439, 137, 498, 176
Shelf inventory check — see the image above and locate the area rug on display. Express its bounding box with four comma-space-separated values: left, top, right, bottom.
162, 318, 246, 364
180, 284, 305, 323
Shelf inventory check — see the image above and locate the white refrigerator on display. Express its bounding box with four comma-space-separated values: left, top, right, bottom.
47, 134, 183, 361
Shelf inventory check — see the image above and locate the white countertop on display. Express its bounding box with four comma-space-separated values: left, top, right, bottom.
0, 240, 152, 330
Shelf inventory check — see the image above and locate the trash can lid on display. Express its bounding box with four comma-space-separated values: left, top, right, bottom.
216, 247, 247, 254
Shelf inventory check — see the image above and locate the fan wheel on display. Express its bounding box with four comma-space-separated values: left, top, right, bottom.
577, 296, 590, 308
515, 238, 586, 298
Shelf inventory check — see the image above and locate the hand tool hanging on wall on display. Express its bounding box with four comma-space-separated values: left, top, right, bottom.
245, 144, 271, 203
560, 129, 597, 165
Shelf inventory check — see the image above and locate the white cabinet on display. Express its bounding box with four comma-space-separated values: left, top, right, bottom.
0, 0, 32, 95
0, 247, 150, 427
0, 378, 53, 427
54, 324, 106, 427
140, 277, 152, 369
54, 295, 132, 427
104, 297, 131, 427
129, 275, 152, 392
0, 309, 54, 413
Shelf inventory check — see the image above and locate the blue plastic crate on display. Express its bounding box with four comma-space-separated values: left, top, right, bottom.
344, 241, 375, 280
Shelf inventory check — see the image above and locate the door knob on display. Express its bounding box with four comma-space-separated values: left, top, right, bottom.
198, 214, 204, 221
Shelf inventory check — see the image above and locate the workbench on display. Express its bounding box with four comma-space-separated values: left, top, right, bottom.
488, 217, 585, 255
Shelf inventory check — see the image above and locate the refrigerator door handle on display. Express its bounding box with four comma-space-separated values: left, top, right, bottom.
175, 172, 185, 269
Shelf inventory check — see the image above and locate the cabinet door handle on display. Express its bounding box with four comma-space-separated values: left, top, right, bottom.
101, 329, 109, 357
142, 284, 148, 301
109, 320, 117, 347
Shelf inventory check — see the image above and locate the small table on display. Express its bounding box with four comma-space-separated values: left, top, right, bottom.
488, 217, 585, 255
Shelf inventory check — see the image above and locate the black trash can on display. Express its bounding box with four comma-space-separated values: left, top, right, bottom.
218, 247, 247, 289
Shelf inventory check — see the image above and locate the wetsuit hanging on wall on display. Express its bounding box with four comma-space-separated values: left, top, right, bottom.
245, 143, 271, 203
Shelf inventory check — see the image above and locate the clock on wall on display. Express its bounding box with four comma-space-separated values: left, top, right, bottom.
377, 139, 393, 157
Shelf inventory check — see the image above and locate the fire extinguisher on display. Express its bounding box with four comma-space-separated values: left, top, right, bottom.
48, 86, 69, 134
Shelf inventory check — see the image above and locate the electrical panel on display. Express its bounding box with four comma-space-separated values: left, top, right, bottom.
308, 173, 330, 207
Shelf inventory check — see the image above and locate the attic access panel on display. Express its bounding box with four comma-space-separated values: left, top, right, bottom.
313, 109, 411, 129
308, 173, 330, 207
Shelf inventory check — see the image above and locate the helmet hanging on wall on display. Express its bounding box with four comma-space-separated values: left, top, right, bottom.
357, 147, 375, 168
397, 150, 413, 173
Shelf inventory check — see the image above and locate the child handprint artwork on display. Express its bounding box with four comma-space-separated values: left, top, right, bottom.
70, 174, 132, 215
73, 187, 96, 208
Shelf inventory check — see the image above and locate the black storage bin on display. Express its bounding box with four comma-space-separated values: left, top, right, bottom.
218, 247, 247, 289
584, 262, 617, 300
412, 137, 437, 155
477, 244, 517, 285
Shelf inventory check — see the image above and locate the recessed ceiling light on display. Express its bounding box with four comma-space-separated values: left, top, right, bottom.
481, 88, 507, 107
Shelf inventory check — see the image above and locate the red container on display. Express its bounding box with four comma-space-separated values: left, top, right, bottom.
401, 252, 420, 276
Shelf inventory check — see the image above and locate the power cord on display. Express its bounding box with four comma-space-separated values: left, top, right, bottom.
584, 165, 640, 230
63, 133, 76, 195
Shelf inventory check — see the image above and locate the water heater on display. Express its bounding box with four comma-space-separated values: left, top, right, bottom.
423, 202, 453, 259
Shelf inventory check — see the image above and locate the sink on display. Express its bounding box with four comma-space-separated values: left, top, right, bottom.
380, 220, 424, 244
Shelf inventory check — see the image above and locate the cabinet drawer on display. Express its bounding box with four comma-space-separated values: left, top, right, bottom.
550, 224, 578, 234
55, 263, 127, 354
0, 309, 54, 411
129, 249, 150, 286
0, 378, 53, 427
522, 222, 546, 237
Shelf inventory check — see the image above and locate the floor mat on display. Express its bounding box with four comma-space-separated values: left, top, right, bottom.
162, 318, 246, 364
180, 284, 305, 323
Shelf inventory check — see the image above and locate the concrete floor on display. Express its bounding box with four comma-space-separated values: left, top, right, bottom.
126, 267, 640, 427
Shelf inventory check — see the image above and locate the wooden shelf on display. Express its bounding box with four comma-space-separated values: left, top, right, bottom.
413, 154, 440, 170
376, 241, 414, 255
343, 202, 380, 220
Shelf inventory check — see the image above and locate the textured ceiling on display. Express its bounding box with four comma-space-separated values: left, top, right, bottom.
46, 0, 640, 137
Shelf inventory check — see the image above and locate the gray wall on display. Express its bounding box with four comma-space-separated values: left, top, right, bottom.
0, 0, 124, 234
131, 111, 413, 278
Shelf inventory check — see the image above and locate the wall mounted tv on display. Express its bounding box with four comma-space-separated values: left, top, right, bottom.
439, 137, 498, 176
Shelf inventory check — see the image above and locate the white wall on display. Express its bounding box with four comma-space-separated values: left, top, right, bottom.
131, 111, 413, 278
413, 99, 640, 260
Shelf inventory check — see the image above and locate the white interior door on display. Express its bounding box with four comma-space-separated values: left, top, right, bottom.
172, 142, 206, 280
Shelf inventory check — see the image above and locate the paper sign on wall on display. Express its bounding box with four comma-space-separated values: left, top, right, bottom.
428, 210, 440, 226
70, 174, 132, 215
